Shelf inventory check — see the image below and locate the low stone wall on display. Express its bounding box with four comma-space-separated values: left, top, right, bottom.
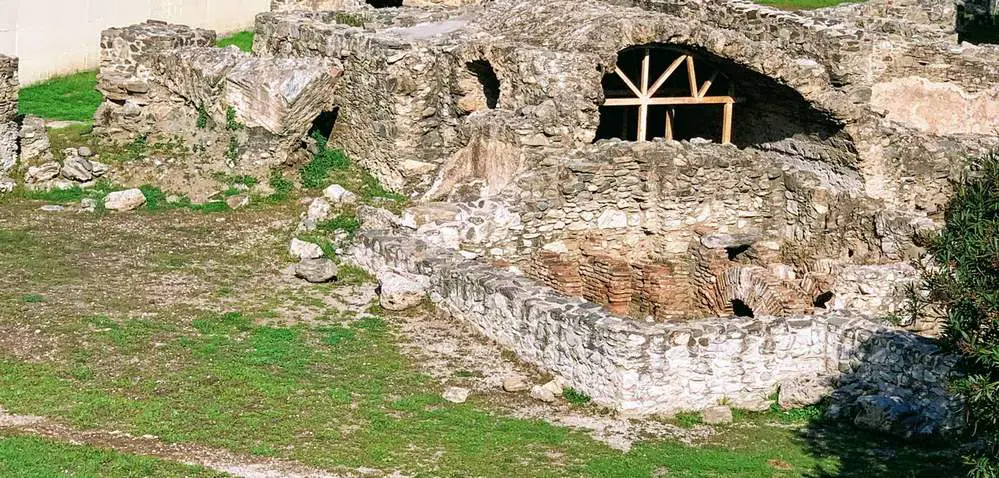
349, 230, 962, 435
0, 55, 17, 186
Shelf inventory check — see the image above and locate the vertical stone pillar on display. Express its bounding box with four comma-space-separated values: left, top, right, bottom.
0, 54, 18, 191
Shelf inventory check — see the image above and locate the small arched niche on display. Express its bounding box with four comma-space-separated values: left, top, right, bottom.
595, 44, 849, 151
367, 0, 402, 7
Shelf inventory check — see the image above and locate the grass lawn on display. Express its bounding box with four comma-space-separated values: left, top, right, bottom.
0, 434, 226, 477
0, 201, 965, 477
217, 31, 254, 52
17, 70, 102, 122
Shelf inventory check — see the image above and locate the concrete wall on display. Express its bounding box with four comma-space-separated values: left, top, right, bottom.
0, 0, 270, 85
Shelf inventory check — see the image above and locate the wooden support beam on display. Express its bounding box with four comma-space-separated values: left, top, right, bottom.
648, 55, 686, 97
722, 101, 733, 145
604, 96, 736, 107
638, 102, 649, 142
697, 71, 718, 99
615, 67, 642, 98
686, 56, 698, 98
665, 108, 675, 141
640, 49, 650, 96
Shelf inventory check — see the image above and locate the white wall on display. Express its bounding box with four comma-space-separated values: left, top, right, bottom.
0, 0, 271, 85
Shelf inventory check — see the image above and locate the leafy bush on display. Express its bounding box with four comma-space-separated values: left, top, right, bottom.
316, 213, 361, 236
563, 387, 592, 406
921, 151, 999, 475
301, 132, 350, 189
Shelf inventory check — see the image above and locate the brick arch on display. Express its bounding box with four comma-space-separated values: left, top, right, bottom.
716, 266, 785, 317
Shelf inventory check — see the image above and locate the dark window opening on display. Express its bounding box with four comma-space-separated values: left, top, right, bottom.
957, 6, 999, 44
725, 244, 753, 261
813, 291, 835, 309
367, 0, 402, 7
731, 299, 755, 318
466, 60, 501, 109
308, 107, 340, 144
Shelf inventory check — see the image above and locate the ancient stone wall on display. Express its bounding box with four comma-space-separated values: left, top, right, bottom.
93, 20, 341, 200
0, 55, 17, 189
349, 230, 962, 435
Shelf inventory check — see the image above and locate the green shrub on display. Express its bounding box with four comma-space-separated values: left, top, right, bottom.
225, 107, 243, 131
216, 31, 254, 52
316, 213, 361, 236
920, 151, 999, 475
195, 105, 209, 129
301, 132, 350, 189
335, 12, 365, 27
139, 184, 169, 211
563, 387, 592, 406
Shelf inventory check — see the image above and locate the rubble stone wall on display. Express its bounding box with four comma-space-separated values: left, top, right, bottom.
0, 55, 18, 181
93, 20, 341, 199
349, 230, 962, 435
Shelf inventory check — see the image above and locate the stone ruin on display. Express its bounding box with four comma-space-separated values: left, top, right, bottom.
0, 55, 17, 193
3, 0, 999, 437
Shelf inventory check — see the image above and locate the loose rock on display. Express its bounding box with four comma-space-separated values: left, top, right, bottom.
104, 188, 146, 212
289, 238, 324, 260
25, 162, 60, 184
442, 387, 470, 404
61, 155, 94, 182
323, 184, 357, 205
502, 375, 530, 393
702, 406, 733, 425
530, 385, 556, 403
295, 258, 338, 283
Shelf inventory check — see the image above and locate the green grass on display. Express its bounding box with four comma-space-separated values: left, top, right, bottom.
0, 434, 226, 477
217, 31, 254, 52
18, 70, 103, 122
0, 309, 962, 477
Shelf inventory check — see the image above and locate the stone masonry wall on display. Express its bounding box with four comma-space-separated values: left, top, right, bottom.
349, 230, 962, 435
0, 55, 18, 189
94, 20, 342, 199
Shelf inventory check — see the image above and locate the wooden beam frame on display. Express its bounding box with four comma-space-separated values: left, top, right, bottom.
603, 49, 734, 145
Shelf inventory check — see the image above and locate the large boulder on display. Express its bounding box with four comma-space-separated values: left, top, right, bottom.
323, 184, 357, 205
295, 258, 338, 283
357, 205, 400, 231
378, 271, 429, 311
104, 189, 147, 212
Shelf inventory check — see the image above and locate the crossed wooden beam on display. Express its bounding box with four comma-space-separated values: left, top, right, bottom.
604, 49, 736, 144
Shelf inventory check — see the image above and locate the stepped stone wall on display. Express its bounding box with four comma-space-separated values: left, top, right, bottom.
349, 230, 963, 435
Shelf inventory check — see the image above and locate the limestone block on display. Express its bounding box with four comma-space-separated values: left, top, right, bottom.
296, 258, 338, 283
290, 238, 324, 260
378, 271, 429, 311
104, 189, 147, 212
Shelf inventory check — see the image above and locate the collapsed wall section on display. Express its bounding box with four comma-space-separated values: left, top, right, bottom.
349, 230, 962, 435
94, 20, 341, 198
0, 55, 17, 187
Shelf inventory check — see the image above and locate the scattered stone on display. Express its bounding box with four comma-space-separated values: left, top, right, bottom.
541, 379, 564, 397
702, 406, 733, 425
502, 375, 530, 393
61, 155, 94, 182
442, 387, 471, 404
0, 177, 13, 193
40, 205, 64, 212
77, 146, 94, 157
356, 205, 400, 231
530, 384, 556, 403
104, 188, 146, 212
289, 238, 324, 260
225, 194, 250, 210
295, 258, 338, 283
378, 271, 429, 311
25, 162, 60, 184
306, 197, 332, 223
90, 161, 110, 177
323, 184, 357, 205
79, 198, 97, 213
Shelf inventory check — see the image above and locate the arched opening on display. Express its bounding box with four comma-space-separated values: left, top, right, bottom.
309, 107, 340, 143
731, 299, 755, 318
597, 46, 735, 144
813, 291, 834, 309
466, 60, 500, 109
725, 244, 753, 262
595, 44, 851, 156
367, 0, 402, 7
